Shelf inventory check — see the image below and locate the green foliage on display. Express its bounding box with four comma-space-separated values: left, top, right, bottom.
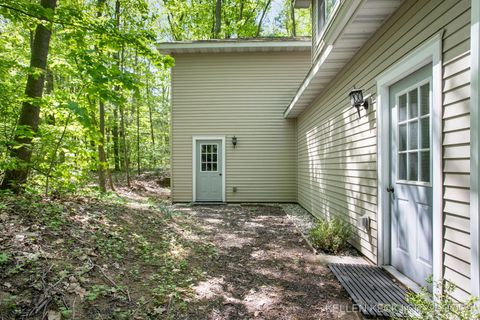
0, 0, 173, 193
0, 0, 308, 193
85, 284, 111, 301
308, 216, 352, 254
160, 0, 311, 40
393, 280, 480, 320
0, 252, 10, 265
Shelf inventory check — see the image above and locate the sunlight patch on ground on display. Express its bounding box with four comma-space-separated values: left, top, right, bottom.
243, 221, 265, 229
193, 276, 225, 299
242, 286, 280, 313
203, 218, 224, 224
214, 232, 254, 248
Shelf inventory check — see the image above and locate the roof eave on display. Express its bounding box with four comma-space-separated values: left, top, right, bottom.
294, 0, 311, 9
158, 39, 312, 55
284, 0, 403, 118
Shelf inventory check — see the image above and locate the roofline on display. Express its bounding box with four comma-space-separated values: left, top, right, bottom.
294, 0, 311, 8
158, 38, 312, 54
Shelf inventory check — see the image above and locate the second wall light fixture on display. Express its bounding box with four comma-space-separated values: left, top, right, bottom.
349, 88, 369, 118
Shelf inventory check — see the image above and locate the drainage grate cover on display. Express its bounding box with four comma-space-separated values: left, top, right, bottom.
329, 263, 411, 318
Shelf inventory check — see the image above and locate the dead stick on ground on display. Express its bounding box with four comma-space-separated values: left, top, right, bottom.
29, 262, 94, 317
72, 296, 77, 319
95, 264, 131, 302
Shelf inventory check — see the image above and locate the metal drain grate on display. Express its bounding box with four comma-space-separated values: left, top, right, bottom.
329, 263, 411, 318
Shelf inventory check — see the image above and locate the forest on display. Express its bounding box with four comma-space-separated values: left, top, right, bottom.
0, 0, 311, 195
0, 1, 312, 318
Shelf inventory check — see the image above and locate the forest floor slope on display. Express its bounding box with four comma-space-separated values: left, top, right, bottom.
0, 175, 358, 319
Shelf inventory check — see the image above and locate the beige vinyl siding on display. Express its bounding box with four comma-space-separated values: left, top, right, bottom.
296, 0, 471, 298
171, 51, 310, 203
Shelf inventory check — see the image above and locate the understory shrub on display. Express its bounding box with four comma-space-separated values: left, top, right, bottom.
308, 217, 352, 254
394, 280, 480, 320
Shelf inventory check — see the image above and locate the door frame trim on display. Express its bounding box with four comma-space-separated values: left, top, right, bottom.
192, 135, 226, 202
470, 0, 480, 297
376, 32, 443, 288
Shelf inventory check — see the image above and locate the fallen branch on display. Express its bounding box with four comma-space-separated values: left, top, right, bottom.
94, 263, 132, 302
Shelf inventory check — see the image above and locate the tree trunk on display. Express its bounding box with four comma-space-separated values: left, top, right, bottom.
133, 52, 140, 176
290, 0, 297, 37
239, 0, 244, 20
213, 0, 222, 38
112, 108, 120, 171
147, 76, 156, 168
1, 0, 57, 191
120, 104, 130, 187
256, 0, 272, 37
96, 0, 107, 193
98, 100, 107, 193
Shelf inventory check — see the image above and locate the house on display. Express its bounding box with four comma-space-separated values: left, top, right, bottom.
160, 0, 480, 302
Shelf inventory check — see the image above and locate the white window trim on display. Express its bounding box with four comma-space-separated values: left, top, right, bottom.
192, 136, 226, 203
470, 0, 480, 298
314, 0, 341, 45
376, 32, 443, 290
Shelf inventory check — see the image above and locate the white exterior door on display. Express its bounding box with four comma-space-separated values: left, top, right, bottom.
389, 64, 433, 287
195, 140, 223, 202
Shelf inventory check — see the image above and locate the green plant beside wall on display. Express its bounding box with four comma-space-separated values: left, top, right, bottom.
394, 280, 480, 320
308, 217, 352, 254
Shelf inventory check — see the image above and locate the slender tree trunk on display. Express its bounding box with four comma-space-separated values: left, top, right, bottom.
256, 0, 272, 37
136, 98, 140, 175
239, 0, 244, 20
112, 108, 120, 171
133, 52, 140, 176
120, 104, 130, 186
147, 75, 156, 168
290, 0, 297, 37
96, 0, 107, 193
213, 0, 222, 38
98, 100, 107, 193
1, 0, 57, 191
45, 113, 71, 196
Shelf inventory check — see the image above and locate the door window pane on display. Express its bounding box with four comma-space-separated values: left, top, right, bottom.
420, 151, 430, 182
399, 124, 407, 151
399, 153, 407, 180
420, 83, 430, 116
399, 94, 407, 122
421, 117, 430, 149
200, 143, 219, 172
409, 120, 418, 150
408, 152, 418, 181
408, 89, 418, 119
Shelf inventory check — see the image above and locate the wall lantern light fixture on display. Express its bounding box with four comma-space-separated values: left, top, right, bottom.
232, 136, 237, 148
349, 88, 369, 118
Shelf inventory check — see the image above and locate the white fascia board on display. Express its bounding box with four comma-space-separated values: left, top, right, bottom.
284, 0, 362, 118
294, 0, 311, 8
158, 40, 311, 54
284, 44, 333, 118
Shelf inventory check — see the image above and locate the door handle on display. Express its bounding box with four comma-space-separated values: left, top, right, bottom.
219, 173, 222, 176
386, 186, 394, 193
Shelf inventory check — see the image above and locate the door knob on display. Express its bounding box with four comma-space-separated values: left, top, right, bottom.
386, 186, 394, 193
219, 173, 222, 176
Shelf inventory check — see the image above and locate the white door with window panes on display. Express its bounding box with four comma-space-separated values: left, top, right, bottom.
389, 64, 433, 288
196, 140, 223, 202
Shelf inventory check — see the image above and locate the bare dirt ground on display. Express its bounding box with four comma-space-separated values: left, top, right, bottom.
176, 204, 362, 320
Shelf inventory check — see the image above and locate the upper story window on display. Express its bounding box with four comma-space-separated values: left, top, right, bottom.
316, 0, 338, 38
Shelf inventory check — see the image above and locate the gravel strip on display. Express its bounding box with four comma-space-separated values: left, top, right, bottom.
280, 203, 318, 237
